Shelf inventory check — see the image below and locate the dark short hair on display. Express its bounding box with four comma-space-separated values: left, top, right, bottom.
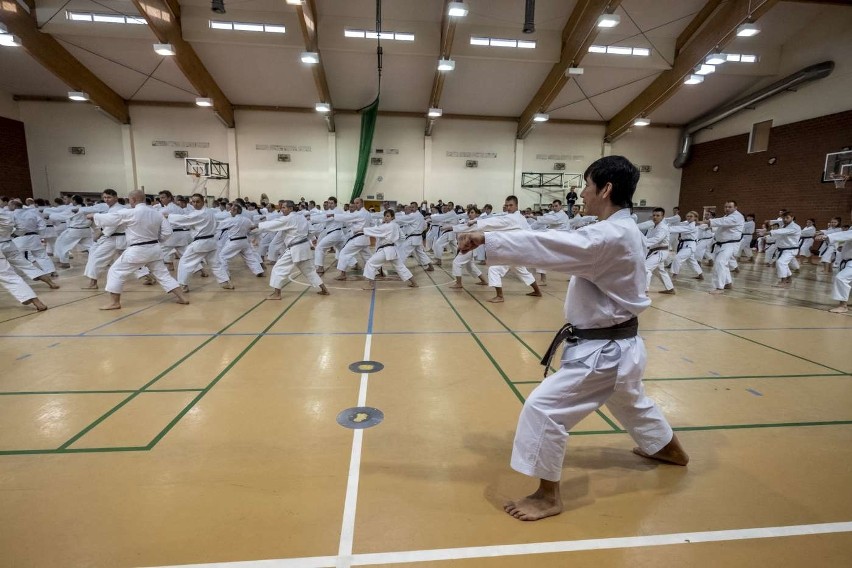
583, 156, 639, 209
726, 200, 737, 206
552, 199, 562, 206
282, 200, 295, 209
653, 207, 666, 214
384, 209, 395, 218
159, 190, 173, 199
505, 195, 518, 205
72, 195, 84, 205
103, 188, 117, 197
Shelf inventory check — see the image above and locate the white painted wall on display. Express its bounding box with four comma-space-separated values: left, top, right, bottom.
18, 103, 683, 209
694, 10, 852, 144
19, 101, 125, 200
0, 88, 19, 120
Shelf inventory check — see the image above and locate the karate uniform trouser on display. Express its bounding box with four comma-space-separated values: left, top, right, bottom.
54, 228, 93, 264
695, 240, 710, 263
83, 236, 124, 280
488, 265, 535, 288
213, 239, 264, 283
270, 250, 323, 290
162, 232, 190, 263
398, 236, 431, 267
776, 249, 799, 279
832, 263, 852, 301
432, 230, 456, 257
425, 226, 440, 251
336, 235, 371, 272
799, 238, 814, 257
738, 236, 753, 258
452, 250, 481, 278
820, 244, 836, 265
511, 338, 673, 482
757, 237, 767, 252
765, 244, 778, 264
474, 244, 486, 262
0, 254, 37, 304
177, 239, 219, 286
363, 249, 413, 281
105, 244, 179, 294
645, 251, 674, 291
671, 243, 701, 275
13, 235, 55, 274
0, 241, 47, 280
258, 232, 275, 259
314, 230, 345, 268
267, 234, 285, 262
711, 243, 738, 289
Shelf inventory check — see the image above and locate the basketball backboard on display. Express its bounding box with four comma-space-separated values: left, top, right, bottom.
823, 150, 851, 186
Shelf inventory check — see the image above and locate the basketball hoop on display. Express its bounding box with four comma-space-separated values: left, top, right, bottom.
831, 175, 849, 189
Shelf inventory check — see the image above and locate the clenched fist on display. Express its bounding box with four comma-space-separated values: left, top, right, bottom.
457, 231, 485, 253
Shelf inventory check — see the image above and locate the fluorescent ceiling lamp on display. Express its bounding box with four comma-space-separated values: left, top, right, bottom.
517, 40, 536, 49
68, 91, 89, 102
315, 102, 331, 113
588, 45, 606, 53
607, 45, 633, 55
195, 97, 214, 107
695, 63, 716, 75
740, 54, 758, 63
286, 0, 303, 5
726, 53, 741, 62
684, 74, 704, 85
448, 2, 469, 17
395, 32, 415, 41
737, 23, 760, 37
0, 23, 5, 33
93, 14, 126, 24
470, 36, 489, 46
126, 17, 145, 25
265, 25, 286, 33
597, 13, 621, 28
68, 12, 93, 21
0, 34, 21, 47
344, 29, 365, 38
427, 107, 443, 117
437, 58, 455, 71
153, 43, 175, 56
300, 51, 319, 64
533, 113, 549, 123
365, 31, 378, 39
490, 38, 517, 47
210, 21, 232, 30
633, 117, 651, 126
632, 47, 650, 56
234, 22, 264, 32
566, 66, 584, 75
705, 53, 727, 65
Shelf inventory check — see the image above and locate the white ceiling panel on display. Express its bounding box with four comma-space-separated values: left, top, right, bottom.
650, 74, 762, 125
440, 58, 554, 116
0, 49, 71, 97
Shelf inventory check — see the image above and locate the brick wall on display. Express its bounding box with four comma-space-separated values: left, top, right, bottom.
679, 110, 852, 228
0, 116, 33, 201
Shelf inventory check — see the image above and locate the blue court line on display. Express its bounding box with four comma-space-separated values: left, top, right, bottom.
367, 287, 376, 334
48, 343, 60, 348
746, 388, 764, 396
681, 357, 694, 363
15, 353, 31, 360
708, 371, 721, 376
657, 345, 670, 351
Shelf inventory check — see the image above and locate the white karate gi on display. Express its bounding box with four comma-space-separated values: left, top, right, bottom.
477, 212, 536, 288
798, 225, 816, 257
396, 211, 432, 267
313, 207, 345, 269
213, 214, 264, 283
52, 204, 105, 264
484, 208, 673, 482
12, 207, 55, 274
451, 223, 482, 279
769, 221, 801, 279
258, 212, 323, 290
826, 230, 852, 302
362, 221, 413, 281
708, 210, 745, 289
668, 221, 702, 276
819, 227, 841, 264
0, 250, 37, 304
663, 213, 681, 249
83, 203, 127, 280
738, 219, 755, 259
643, 221, 674, 291
167, 207, 219, 286
0, 211, 48, 281
159, 202, 190, 262
93, 205, 180, 294
334, 207, 374, 272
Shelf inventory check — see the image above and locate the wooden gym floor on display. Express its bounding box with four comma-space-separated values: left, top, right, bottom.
0, 253, 850, 567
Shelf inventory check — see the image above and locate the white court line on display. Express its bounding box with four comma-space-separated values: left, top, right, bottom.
148, 521, 852, 567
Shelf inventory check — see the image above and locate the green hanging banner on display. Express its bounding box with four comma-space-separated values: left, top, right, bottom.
350, 96, 380, 202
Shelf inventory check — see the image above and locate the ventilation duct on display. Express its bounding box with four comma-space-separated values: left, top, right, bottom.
673, 61, 834, 169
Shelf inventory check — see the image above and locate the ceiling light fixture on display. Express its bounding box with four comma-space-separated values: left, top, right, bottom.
684, 74, 704, 85
566, 66, 584, 75
0, 34, 21, 47
153, 43, 175, 55
315, 102, 331, 113
596, 13, 620, 28
300, 51, 319, 64
633, 116, 651, 127
286, 0, 303, 4
533, 113, 549, 123
695, 63, 716, 75
428, 107, 443, 117
195, 97, 214, 107
437, 58, 455, 71
447, 2, 469, 17
736, 22, 760, 37
705, 53, 726, 65
68, 91, 90, 102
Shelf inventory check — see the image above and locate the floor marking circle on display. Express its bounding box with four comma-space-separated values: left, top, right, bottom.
336, 406, 384, 429
348, 360, 384, 374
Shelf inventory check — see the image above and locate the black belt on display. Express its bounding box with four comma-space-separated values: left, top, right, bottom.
23, 232, 39, 236
110, 232, 125, 236
646, 246, 668, 258
712, 239, 740, 252
697, 237, 712, 241
840, 259, 849, 271
0, 239, 11, 243
69, 226, 90, 230
230, 236, 247, 241
325, 227, 342, 234
193, 234, 214, 241
677, 239, 695, 252
742, 233, 753, 236
129, 240, 158, 247
345, 232, 365, 245
441, 227, 454, 234
46, 225, 54, 227
777, 246, 798, 252
172, 228, 188, 232
406, 233, 422, 240
376, 243, 394, 250
540, 317, 639, 378
218, 229, 228, 240
287, 237, 309, 249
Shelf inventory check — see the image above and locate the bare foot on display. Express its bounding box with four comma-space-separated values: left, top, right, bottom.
317, 288, 330, 296
220, 282, 235, 290
181, 285, 190, 293
200, 268, 209, 277
175, 298, 190, 305
256, 272, 265, 278
723, 283, 732, 290
633, 434, 689, 466
99, 303, 121, 310
142, 275, 156, 286
24, 298, 49, 311
425, 264, 434, 272
829, 306, 849, 314
407, 279, 418, 287
334, 274, 348, 281
658, 289, 676, 295
503, 493, 563, 521
80, 284, 98, 290
449, 283, 463, 289
488, 296, 504, 303
708, 289, 724, 295
539, 281, 547, 287
527, 291, 542, 297
475, 280, 488, 286
694, 274, 704, 280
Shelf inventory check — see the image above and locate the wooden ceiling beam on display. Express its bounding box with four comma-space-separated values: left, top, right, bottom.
516, 0, 623, 139
0, 2, 130, 123
675, 0, 724, 56
425, 0, 457, 136
131, 0, 235, 127
605, 0, 780, 142
294, 0, 335, 132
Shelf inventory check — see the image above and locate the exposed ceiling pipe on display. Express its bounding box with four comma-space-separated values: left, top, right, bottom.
673, 61, 834, 169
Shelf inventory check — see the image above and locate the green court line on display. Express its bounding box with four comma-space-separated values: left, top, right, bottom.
0, 292, 105, 324
144, 287, 311, 449
569, 419, 852, 436
55, 298, 268, 451
0, 446, 148, 456
0, 388, 205, 396
425, 271, 525, 403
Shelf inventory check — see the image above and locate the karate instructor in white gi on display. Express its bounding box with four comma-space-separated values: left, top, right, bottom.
458, 156, 688, 521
